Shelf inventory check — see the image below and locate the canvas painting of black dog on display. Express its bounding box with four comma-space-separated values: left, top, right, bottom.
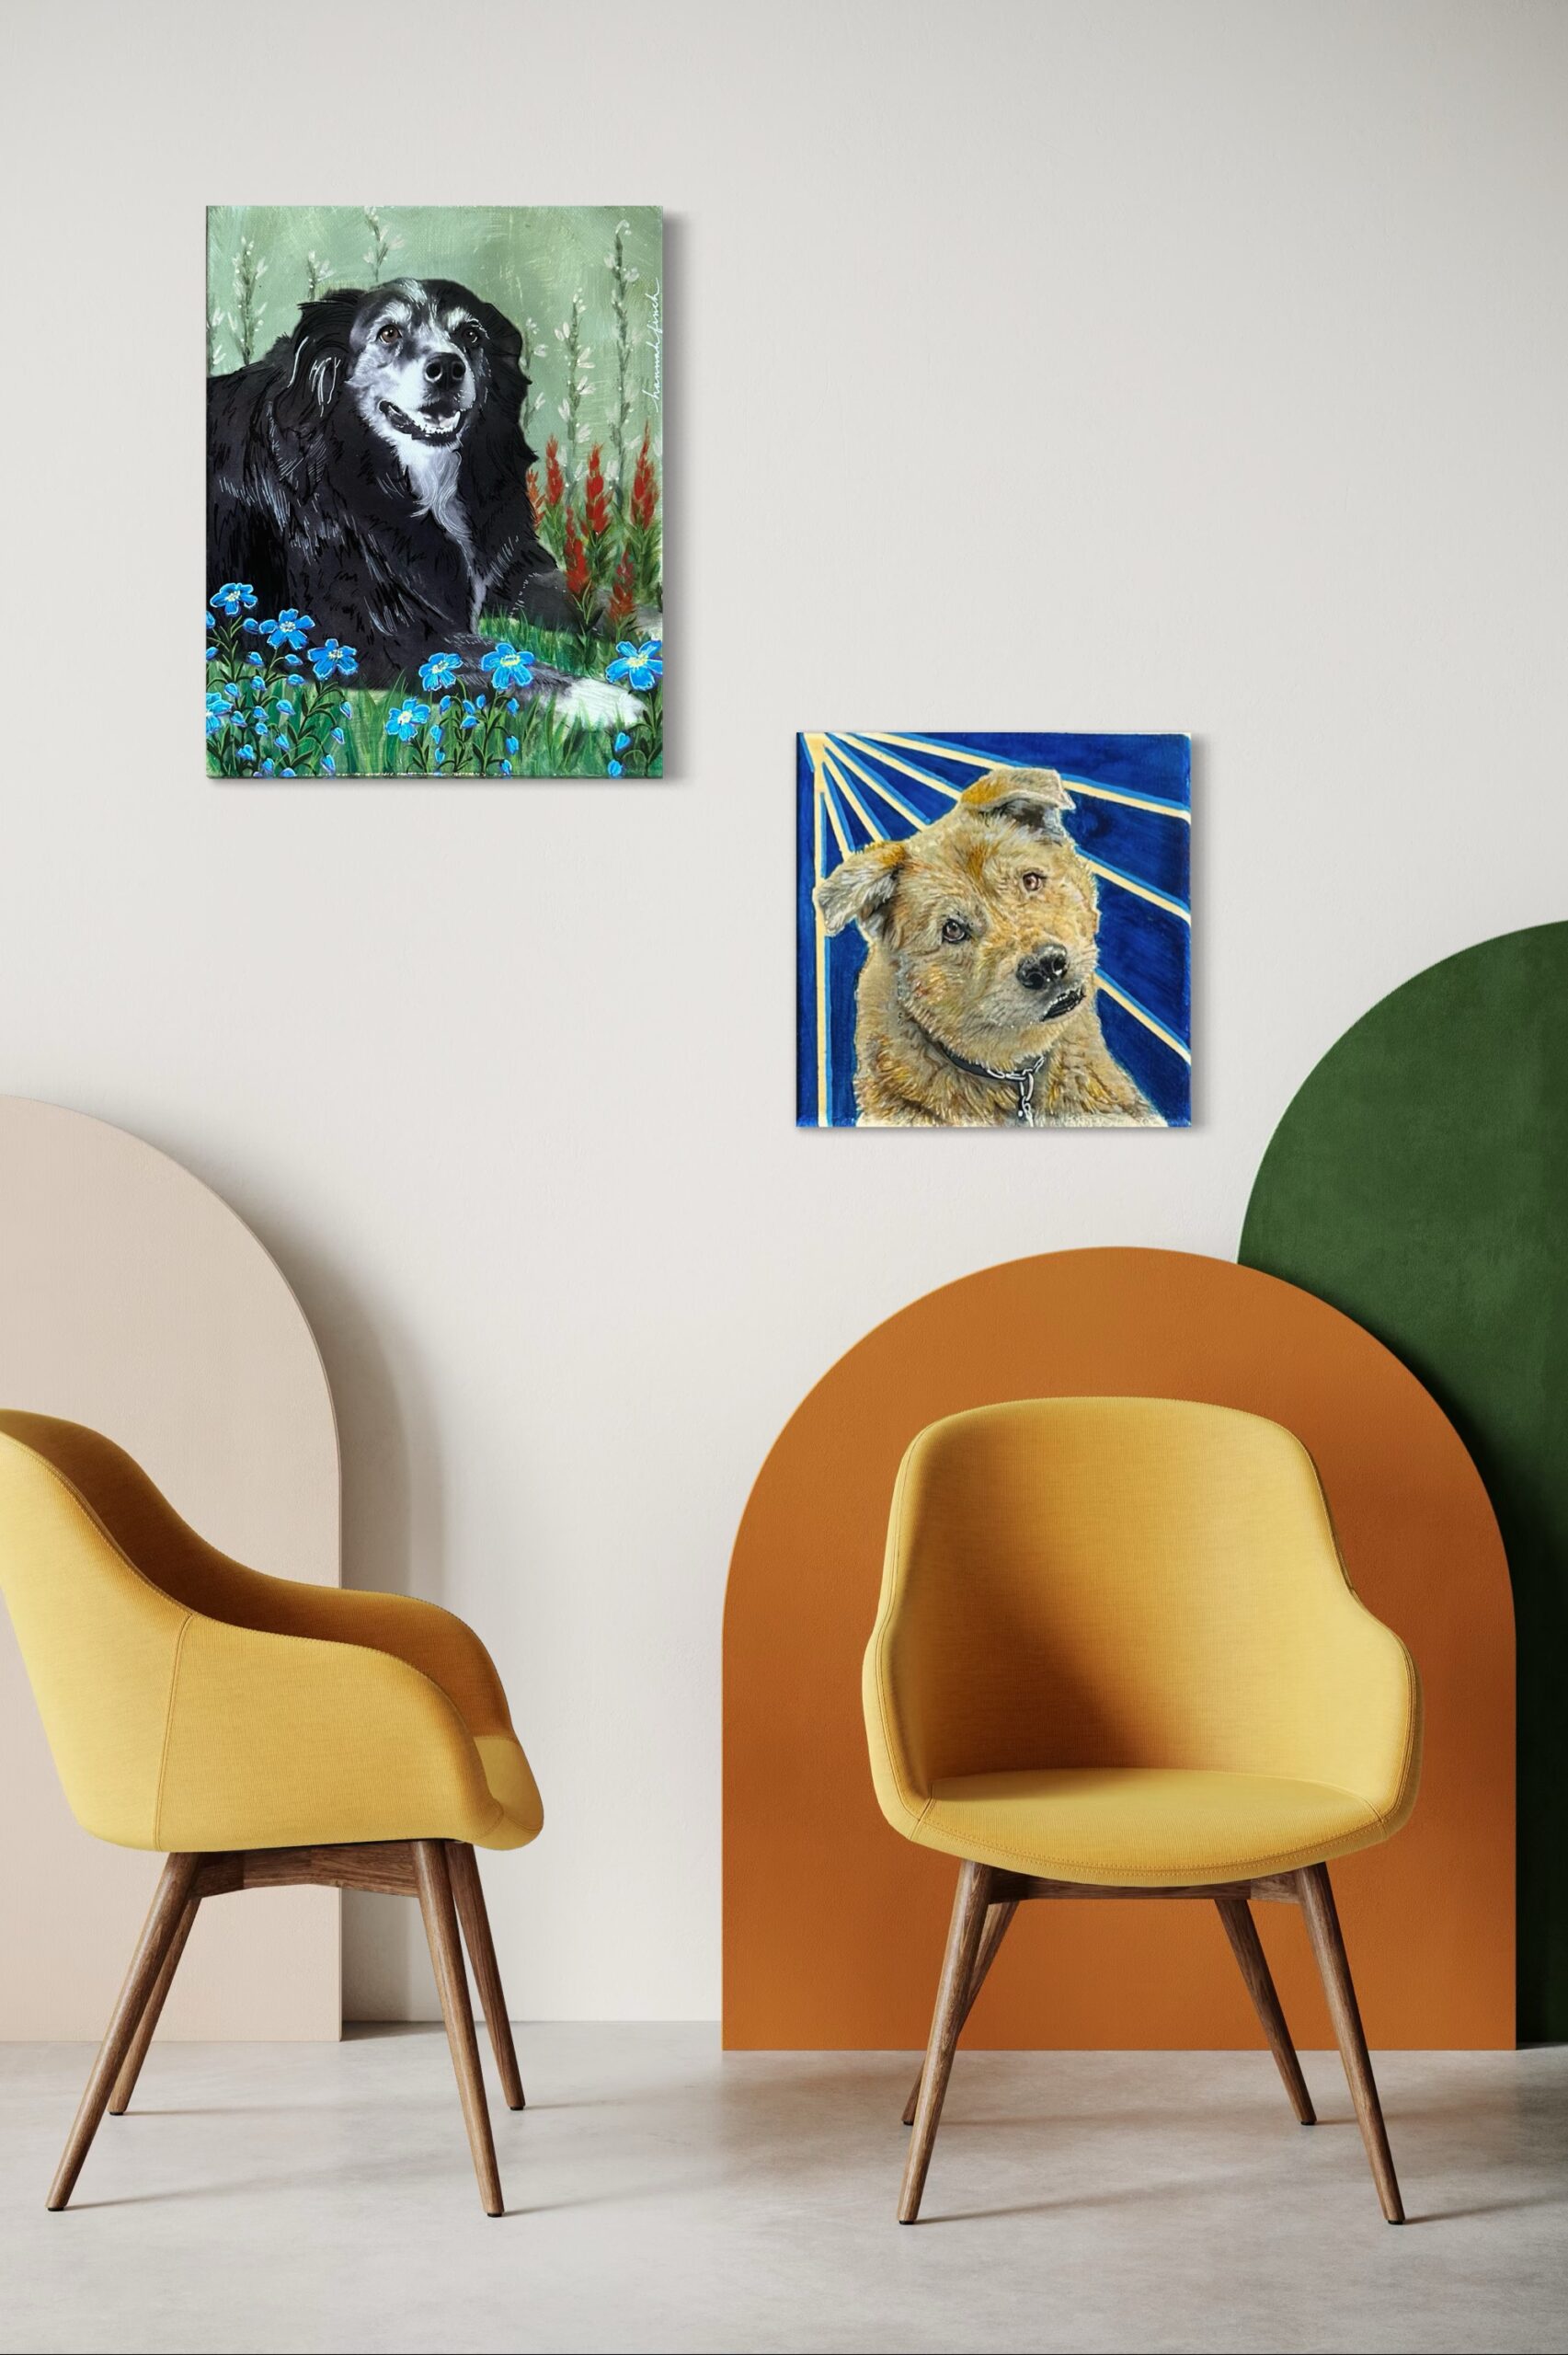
207, 207, 663, 779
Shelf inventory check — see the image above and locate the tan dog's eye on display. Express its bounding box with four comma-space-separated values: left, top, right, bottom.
1021, 870, 1045, 892
377, 322, 400, 347
941, 918, 968, 945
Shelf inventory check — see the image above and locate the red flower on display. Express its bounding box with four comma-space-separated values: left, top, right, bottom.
564, 506, 590, 601
607, 550, 637, 638
526, 470, 544, 531
630, 428, 659, 531
583, 445, 611, 542
544, 436, 565, 511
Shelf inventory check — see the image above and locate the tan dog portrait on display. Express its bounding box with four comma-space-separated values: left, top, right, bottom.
813, 768, 1162, 1127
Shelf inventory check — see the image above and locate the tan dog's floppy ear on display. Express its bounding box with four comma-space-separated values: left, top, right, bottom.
960, 766, 1075, 836
814, 838, 907, 937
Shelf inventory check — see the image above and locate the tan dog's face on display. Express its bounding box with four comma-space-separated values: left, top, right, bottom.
815, 769, 1100, 1067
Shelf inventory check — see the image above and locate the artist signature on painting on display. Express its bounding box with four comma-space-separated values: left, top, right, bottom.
647, 284, 662, 407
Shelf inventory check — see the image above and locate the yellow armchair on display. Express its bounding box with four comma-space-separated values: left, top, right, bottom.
864, 1397, 1421, 2224
0, 1411, 543, 2215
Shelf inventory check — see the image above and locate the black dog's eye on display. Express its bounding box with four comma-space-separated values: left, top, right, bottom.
1021, 870, 1045, 892
941, 918, 969, 945
455, 322, 482, 348
376, 322, 401, 348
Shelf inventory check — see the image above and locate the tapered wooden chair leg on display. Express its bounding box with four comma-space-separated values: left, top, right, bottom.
449, 1842, 525, 2110
1294, 1864, 1404, 2223
1215, 1897, 1315, 2126
48, 1854, 202, 2210
413, 1840, 504, 2216
898, 1860, 994, 2223
108, 1896, 201, 2117
901, 1897, 1018, 2126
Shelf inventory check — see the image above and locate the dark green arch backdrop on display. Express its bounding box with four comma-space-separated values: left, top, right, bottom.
1241, 921, 1566, 2042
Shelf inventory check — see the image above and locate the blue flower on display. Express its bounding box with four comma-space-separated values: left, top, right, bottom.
418, 651, 463, 692
204, 690, 233, 739
284, 653, 303, 669
237, 742, 256, 762
206, 647, 218, 663
613, 731, 631, 751
323, 755, 337, 775
246, 651, 265, 668
607, 759, 624, 775
505, 735, 519, 756
499, 760, 513, 775
276, 701, 294, 719
210, 582, 258, 616
242, 617, 259, 633
384, 698, 432, 741
604, 637, 662, 691
261, 608, 315, 650
479, 640, 535, 692
260, 760, 275, 775
331, 727, 345, 744
340, 700, 353, 717
309, 638, 358, 681
281, 768, 296, 777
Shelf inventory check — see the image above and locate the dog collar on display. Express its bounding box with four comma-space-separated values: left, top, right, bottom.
910, 1020, 1048, 1127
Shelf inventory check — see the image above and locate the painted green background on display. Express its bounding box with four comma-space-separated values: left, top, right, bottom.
206, 204, 662, 476
1240, 923, 1568, 2044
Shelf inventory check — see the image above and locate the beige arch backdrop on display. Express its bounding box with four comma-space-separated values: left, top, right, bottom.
0, 1097, 341, 2040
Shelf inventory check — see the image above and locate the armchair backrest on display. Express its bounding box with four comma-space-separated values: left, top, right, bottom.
0, 1415, 189, 1844
865, 1397, 1419, 1821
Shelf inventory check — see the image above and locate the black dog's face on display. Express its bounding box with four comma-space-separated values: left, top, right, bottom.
344, 278, 493, 453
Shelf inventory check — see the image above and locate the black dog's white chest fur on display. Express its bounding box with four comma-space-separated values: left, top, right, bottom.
397, 443, 492, 626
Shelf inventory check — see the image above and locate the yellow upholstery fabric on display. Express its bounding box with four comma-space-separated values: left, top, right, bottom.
0, 1412, 543, 1855
864, 1398, 1419, 1887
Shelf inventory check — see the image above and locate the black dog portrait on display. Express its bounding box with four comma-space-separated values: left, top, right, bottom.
208, 278, 575, 687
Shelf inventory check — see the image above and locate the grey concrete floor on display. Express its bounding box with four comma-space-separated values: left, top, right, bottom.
1, 2028, 1563, 2354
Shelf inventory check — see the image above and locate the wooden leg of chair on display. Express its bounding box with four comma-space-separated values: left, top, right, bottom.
48, 1854, 202, 2210
413, 1840, 504, 2216
449, 1843, 525, 2111
1294, 1863, 1404, 2223
1215, 1896, 1315, 2126
900, 1897, 1019, 2127
898, 1860, 994, 2224
107, 1895, 201, 2117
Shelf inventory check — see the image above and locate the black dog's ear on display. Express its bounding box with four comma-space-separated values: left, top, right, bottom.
959, 766, 1076, 837
274, 291, 365, 433
470, 294, 523, 369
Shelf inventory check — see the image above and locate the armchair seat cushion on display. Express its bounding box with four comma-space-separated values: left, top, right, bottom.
917, 1765, 1390, 1886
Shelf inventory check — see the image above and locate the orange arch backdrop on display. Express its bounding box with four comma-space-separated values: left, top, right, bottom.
723, 1249, 1514, 2050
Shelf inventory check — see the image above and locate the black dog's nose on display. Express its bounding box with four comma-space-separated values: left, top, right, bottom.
424, 352, 466, 388
1018, 945, 1070, 992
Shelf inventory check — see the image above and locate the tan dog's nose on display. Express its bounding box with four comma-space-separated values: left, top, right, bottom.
1017, 946, 1070, 992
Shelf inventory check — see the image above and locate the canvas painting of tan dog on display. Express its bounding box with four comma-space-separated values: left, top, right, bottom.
797, 732, 1191, 1128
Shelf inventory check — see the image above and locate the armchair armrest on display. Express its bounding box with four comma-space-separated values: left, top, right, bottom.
152, 1613, 506, 1854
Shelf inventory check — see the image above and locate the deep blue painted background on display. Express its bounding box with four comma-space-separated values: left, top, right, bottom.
797, 731, 1191, 1127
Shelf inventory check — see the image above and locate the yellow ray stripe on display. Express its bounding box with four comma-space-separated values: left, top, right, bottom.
864, 732, 1191, 822
1097, 977, 1192, 1064
819, 749, 891, 845
818, 766, 852, 861
1082, 860, 1190, 925
824, 736, 928, 831
837, 733, 963, 800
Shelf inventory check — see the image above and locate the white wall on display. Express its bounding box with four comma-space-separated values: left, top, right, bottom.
4, 0, 1564, 2020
